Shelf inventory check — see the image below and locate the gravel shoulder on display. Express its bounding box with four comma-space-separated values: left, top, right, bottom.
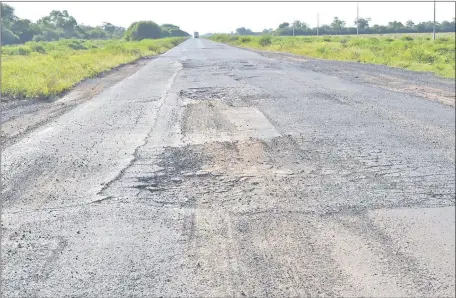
240, 47, 456, 106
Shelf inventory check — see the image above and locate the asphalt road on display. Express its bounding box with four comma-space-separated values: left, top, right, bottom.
2, 38, 455, 297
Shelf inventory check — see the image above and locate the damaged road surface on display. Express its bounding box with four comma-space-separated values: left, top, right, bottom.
2, 39, 455, 297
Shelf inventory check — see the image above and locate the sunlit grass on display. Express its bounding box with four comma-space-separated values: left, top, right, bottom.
210, 33, 455, 78
1, 37, 187, 99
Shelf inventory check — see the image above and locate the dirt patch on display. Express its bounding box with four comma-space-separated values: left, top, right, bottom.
181, 101, 236, 136
363, 74, 455, 106
1, 57, 156, 146
181, 100, 280, 145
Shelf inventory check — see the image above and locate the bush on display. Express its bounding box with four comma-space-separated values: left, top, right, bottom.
67, 40, 87, 50
229, 36, 239, 42
316, 46, 327, 54
16, 48, 31, 55
437, 37, 450, 43
340, 39, 349, 47
131, 49, 142, 57
148, 45, 159, 52
124, 21, 161, 41
29, 44, 46, 53
401, 36, 414, 41
240, 36, 252, 43
259, 36, 272, 47
170, 38, 182, 46
411, 48, 437, 64
32, 35, 47, 42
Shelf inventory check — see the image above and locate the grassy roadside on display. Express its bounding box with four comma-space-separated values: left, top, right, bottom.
210, 33, 455, 78
1, 37, 188, 100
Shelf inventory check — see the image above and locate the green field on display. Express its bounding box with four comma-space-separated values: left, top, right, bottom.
210, 33, 455, 78
1, 37, 187, 99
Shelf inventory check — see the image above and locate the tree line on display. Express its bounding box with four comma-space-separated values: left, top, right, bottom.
1, 3, 189, 45
236, 17, 456, 36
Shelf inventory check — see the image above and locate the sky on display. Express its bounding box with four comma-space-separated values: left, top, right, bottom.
7, 1, 456, 35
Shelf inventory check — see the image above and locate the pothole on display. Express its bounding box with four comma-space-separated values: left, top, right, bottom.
133, 145, 210, 192
179, 87, 235, 101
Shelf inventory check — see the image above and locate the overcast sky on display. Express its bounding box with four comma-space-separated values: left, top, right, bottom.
7, 1, 456, 34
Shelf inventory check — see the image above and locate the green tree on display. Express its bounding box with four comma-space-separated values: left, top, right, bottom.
10, 19, 37, 42
236, 27, 253, 35
1, 3, 17, 25
355, 18, 371, 31
331, 17, 346, 34
278, 22, 290, 29
102, 22, 125, 38
161, 24, 190, 37
293, 20, 304, 28
161, 24, 179, 30
1, 26, 21, 45
387, 21, 405, 32
124, 21, 161, 41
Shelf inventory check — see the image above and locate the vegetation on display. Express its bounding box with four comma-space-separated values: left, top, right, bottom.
1, 3, 190, 100
124, 21, 162, 41
235, 17, 455, 36
210, 33, 455, 78
0, 3, 189, 45
2, 37, 187, 99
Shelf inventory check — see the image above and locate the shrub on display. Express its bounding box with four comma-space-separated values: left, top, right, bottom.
316, 46, 327, 54
437, 37, 450, 43
401, 36, 414, 41
369, 37, 380, 43
131, 49, 142, 57
411, 48, 437, 64
259, 36, 272, 47
16, 48, 31, 55
148, 45, 159, 52
29, 44, 46, 54
229, 36, 239, 42
32, 35, 47, 42
170, 38, 182, 46
67, 40, 87, 50
240, 36, 252, 43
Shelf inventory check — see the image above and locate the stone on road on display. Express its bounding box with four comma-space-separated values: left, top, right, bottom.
2, 38, 455, 297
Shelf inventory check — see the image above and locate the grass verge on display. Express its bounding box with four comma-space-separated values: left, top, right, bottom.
209, 33, 455, 78
1, 37, 187, 99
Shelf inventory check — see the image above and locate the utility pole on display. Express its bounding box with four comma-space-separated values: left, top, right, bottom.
292, 18, 295, 36
317, 12, 320, 36
433, 0, 436, 40
356, 2, 359, 35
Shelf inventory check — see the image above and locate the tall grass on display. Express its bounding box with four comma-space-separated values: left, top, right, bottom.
210, 33, 455, 78
1, 37, 187, 99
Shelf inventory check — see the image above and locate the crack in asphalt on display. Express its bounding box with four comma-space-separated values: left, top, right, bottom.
96, 65, 183, 199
